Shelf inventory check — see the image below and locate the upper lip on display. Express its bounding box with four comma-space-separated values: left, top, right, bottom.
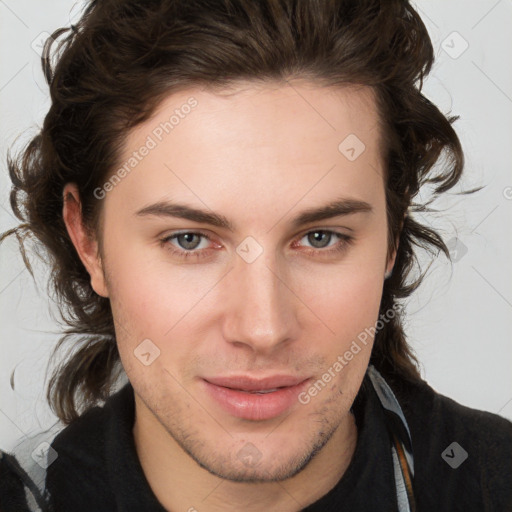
204, 375, 310, 391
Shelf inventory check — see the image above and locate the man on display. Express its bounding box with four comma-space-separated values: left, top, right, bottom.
1, 0, 510, 511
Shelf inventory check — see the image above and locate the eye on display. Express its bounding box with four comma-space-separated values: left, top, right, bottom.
301, 230, 337, 249
160, 231, 215, 260
159, 229, 353, 261
171, 232, 209, 251
294, 229, 354, 256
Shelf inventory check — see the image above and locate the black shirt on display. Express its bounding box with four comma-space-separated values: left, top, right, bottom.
38, 373, 512, 511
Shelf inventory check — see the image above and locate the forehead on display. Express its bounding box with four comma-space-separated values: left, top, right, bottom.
109, 81, 385, 221
128, 79, 382, 157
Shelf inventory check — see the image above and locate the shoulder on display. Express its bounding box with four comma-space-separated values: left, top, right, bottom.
50, 401, 107, 453
0, 450, 32, 511
390, 375, 512, 511
394, 375, 512, 442
46, 404, 111, 511
45, 385, 133, 511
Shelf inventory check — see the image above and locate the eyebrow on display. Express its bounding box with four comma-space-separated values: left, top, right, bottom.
135, 197, 373, 231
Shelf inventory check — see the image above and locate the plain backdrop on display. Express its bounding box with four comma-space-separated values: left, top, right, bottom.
1, 0, 511, 452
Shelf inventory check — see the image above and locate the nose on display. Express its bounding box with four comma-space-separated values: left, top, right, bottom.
222, 248, 300, 355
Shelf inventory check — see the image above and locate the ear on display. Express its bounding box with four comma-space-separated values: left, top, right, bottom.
62, 183, 109, 298
385, 248, 397, 278
385, 214, 405, 278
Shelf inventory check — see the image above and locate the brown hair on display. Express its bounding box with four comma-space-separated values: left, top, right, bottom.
2, 0, 467, 424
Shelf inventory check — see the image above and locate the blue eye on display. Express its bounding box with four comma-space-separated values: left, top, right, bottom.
159, 229, 353, 261
160, 231, 212, 259
302, 230, 338, 249
294, 230, 354, 256
172, 232, 205, 251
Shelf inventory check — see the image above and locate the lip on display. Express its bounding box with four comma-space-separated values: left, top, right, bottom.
202, 375, 312, 421
205, 375, 308, 391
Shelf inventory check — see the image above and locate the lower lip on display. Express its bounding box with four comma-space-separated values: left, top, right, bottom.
202, 379, 311, 421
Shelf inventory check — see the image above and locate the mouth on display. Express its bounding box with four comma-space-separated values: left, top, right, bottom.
202, 375, 312, 421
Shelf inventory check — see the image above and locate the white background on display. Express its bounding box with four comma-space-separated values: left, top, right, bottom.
1, 0, 511, 451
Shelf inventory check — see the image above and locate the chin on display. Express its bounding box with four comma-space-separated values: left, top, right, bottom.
180, 418, 339, 484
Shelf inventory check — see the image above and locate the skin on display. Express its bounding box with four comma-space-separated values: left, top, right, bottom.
63, 80, 397, 512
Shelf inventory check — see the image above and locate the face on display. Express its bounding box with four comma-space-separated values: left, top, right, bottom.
80, 81, 393, 482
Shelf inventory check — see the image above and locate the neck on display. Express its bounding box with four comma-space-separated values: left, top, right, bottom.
133, 397, 358, 512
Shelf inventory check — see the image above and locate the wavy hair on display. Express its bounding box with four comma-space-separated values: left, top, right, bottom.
1, 0, 467, 423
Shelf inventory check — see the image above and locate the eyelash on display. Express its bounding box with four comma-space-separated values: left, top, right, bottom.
159, 230, 354, 261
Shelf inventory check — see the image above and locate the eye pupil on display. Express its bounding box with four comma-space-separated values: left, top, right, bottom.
177, 233, 201, 250
307, 231, 331, 248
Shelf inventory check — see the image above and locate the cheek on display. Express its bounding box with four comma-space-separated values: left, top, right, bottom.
293, 240, 387, 344
301, 270, 383, 345
103, 245, 220, 369
104, 237, 203, 324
